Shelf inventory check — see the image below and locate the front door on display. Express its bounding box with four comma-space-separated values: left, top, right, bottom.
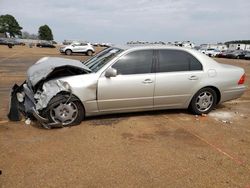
97, 50, 155, 113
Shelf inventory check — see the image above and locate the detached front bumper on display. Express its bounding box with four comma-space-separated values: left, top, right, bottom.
7, 83, 51, 128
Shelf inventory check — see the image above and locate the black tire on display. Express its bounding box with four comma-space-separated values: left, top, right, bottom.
86, 50, 93, 56
189, 88, 217, 115
42, 94, 84, 128
65, 49, 72, 55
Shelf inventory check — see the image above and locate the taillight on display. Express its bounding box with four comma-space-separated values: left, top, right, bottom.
238, 73, 246, 85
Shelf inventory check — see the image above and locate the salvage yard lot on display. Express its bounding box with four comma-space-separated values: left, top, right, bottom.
0, 46, 250, 187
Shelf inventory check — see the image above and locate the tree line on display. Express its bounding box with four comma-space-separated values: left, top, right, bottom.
225, 40, 250, 46
0, 14, 54, 40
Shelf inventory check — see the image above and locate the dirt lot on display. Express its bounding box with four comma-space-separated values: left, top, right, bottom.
0, 45, 250, 188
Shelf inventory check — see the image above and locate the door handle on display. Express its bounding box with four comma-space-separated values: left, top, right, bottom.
142, 79, 153, 84
188, 75, 198, 80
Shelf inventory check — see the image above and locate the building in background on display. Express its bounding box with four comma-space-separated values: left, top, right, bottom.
200, 43, 228, 51
228, 43, 250, 51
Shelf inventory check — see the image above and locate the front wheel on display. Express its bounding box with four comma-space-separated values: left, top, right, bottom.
42, 94, 84, 128
189, 88, 217, 114
65, 49, 72, 55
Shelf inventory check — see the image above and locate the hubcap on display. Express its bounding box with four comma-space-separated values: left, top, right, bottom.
50, 102, 78, 125
195, 91, 213, 112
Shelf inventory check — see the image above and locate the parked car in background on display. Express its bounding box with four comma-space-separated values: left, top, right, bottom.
36, 42, 56, 48
100, 43, 112, 47
12, 39, 25, 46
0, 38, 14, 48
201, 48, 221, 57
60, 42, 95, 56
0, 38, 8, 45
8, 45, 246, 129
216, 50, 233, 58
243, 51, 250, 60
225, 50, 245, 59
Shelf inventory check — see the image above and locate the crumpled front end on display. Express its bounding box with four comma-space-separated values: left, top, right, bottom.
7, 56, 91, 129
8, 80, 73, 128
8, 81, 50, 127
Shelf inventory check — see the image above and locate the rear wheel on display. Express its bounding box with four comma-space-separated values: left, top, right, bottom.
65, 49, 72, 55
189, 88, 217, 114
86, 50, 93, 56
42, 94, 84, 128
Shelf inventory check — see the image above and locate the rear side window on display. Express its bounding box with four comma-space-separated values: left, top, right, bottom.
157, 50, 202, 72
112, 50, 153, 75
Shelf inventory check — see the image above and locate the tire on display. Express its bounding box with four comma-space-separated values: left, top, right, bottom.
42, 94, 84, 128
189, 88, 217, 115
65, 49, 72, 55
86, 50, 93, 56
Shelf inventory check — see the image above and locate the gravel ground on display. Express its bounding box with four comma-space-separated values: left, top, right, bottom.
0, 46, 250, 188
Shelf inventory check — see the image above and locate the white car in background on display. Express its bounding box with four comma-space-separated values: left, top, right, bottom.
60, 42, 95, 56
199, 48, 221, 57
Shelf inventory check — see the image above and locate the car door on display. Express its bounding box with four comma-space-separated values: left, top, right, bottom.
78, 43, 88, 52
72, 43, 81, 52
154, 49, 203, 109
97, 50, 155, 113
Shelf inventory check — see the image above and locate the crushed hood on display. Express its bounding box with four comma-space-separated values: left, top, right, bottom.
27, 57, 91, 86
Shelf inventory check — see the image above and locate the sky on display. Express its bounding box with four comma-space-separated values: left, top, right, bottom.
0, 0, 250, 44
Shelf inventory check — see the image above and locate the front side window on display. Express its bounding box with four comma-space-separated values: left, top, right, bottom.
72, 43, 80, 46
157, 50, 202, 72
112, 50, 153, 75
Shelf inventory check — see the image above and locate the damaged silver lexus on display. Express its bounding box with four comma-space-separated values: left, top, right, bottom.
8, 45, 246, 129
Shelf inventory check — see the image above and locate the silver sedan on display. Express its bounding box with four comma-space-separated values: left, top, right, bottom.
8, 45, 246, 128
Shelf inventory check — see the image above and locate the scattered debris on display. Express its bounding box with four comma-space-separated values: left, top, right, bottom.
195, 115, 199, 121
209, 111, 234, 122
197, 155, 206, 160
221, 120, 233, 124
25, 118, 31, 125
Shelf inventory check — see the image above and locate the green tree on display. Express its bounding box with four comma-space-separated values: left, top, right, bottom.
0, 14, 22, 37
38, 25, 53, 40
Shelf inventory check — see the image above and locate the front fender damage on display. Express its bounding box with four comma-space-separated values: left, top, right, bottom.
8, 80, 72, 129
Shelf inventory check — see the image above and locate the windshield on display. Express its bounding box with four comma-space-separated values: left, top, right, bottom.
84, 47, 123, 72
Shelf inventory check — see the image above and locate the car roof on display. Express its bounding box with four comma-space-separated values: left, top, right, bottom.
112, 44, 220, 68
113, 44, 195, 51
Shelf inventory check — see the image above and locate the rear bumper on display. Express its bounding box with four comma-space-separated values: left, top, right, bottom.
220, 86, 246, 103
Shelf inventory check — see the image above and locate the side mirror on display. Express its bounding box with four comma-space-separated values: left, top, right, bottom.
72, 45, 75, 47
105, 68, 117, 78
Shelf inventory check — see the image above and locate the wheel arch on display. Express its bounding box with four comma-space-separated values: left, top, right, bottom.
52, 91, 86, 116
191, 86, 221, 105
65, 49, 73, 54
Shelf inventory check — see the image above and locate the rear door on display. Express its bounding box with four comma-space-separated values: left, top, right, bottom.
154, 49, 203, 109
97, 50, 155, 112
